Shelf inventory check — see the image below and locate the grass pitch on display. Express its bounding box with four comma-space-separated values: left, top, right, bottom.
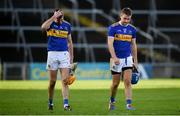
0, 79, 180, 115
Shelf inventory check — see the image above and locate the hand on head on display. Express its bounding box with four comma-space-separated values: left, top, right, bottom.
53, 10, 63, 19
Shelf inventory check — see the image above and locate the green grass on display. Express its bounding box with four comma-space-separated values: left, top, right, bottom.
0, 79, 180, 115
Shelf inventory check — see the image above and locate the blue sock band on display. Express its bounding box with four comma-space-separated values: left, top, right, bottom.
126, 99, 132, 104
49, 99, 53, 104
110, 97, 115, 103
64, 99, 68, 105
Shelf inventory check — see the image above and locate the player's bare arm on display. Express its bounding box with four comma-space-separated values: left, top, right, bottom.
68, 34, 74, 64
107, 36, 120, 64
131, 39, 138, 68
41, 10, 62, 30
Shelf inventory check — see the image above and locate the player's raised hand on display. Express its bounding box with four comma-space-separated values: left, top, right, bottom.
41, 10, 63, 30
53, 10, 63, 19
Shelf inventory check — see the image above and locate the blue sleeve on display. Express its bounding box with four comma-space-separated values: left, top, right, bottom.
49, 22, 54, 29
68, 24, 72, 35
132, 28, 137, 39
108, 26, 115, 37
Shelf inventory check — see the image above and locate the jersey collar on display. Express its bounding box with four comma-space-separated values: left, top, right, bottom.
119, 21, 129, 27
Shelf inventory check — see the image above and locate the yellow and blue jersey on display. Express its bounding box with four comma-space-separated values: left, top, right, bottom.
108, 22, 137, 58
46, 21, 71, 51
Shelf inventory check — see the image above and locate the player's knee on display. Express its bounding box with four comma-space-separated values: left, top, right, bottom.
49, 80, 56, 88
62, 78, 68, 85
112, 82, 119, 89
124, 79, 131, 87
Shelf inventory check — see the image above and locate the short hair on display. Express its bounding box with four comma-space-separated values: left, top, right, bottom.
120, 7, 132, 16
